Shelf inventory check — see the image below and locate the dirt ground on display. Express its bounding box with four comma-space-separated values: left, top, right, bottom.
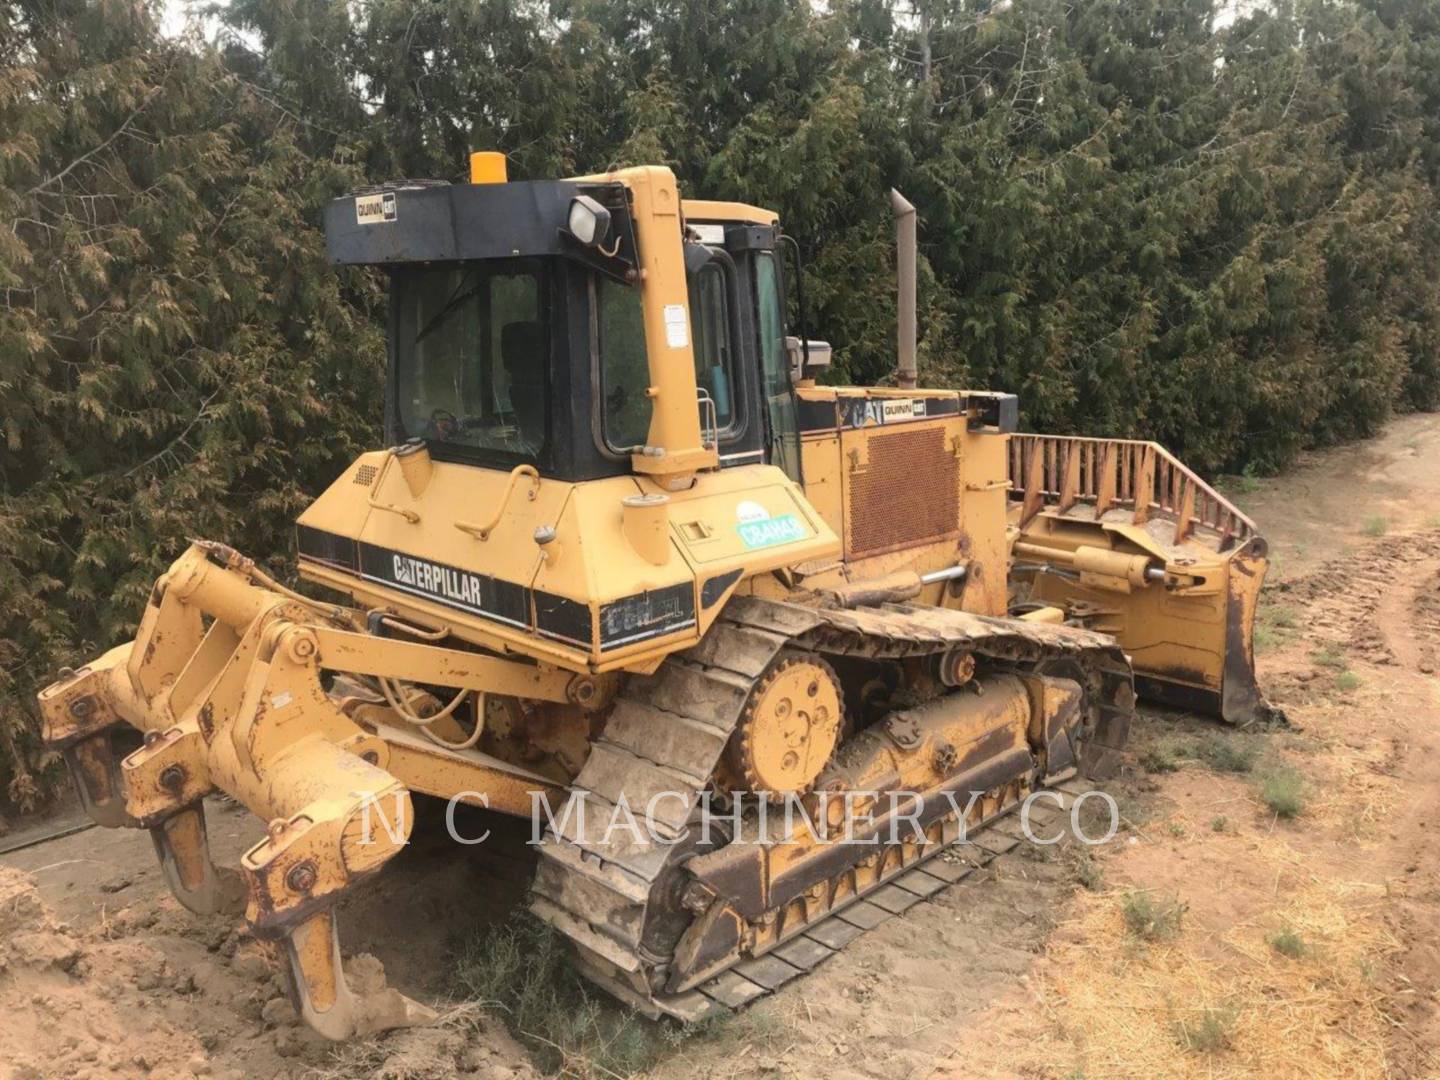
4, 412, 1439, 1080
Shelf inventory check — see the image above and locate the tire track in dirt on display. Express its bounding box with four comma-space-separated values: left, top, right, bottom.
921, 524, 1440, 1077
1273, 531, 1440, 672
1243, 527, 1440, 1078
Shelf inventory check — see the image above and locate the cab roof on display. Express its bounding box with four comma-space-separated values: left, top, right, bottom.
682, 199, 779, 226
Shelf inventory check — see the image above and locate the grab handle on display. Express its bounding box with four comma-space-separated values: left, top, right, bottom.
367, 450, 420, 524
455, 464, 541, 540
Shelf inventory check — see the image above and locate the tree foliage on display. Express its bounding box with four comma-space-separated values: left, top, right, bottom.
3, 0, 1439, 811
0, 0, 382, 810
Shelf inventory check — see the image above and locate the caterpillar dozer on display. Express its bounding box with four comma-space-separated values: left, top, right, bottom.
38, 153, 1267, 1039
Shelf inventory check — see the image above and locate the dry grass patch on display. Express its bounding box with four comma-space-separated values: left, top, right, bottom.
970, 855, 1399, 1078
1279, 717, 1398, 840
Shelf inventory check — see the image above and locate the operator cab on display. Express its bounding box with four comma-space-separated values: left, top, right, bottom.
324, 166, 813, 485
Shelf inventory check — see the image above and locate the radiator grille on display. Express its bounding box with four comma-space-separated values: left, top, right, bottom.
848, 427, 959, 557
354, 464, 379, 487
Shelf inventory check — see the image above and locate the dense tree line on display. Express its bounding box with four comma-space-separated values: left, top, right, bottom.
2, 0, 1437, 812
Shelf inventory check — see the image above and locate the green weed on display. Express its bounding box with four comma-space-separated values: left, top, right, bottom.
1069, 848, 1105, 892
1102, 787, 1155, 831
1193, 733, 1258, 774
452, 913, 721, 1077
1363, 515, 1388, 537
1121, 890, 1186, 943
1140, 741, 1183, 774
1312, 645, 1346, 669
1259, 767, 1306, 819
1267, 606, 1297, 630
1335, 670, 1362, 693
1176, 1006, 1236, 1053
1268, 927, 1306, 958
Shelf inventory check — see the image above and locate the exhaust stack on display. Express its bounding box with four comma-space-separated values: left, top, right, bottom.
891, 189, 917, 390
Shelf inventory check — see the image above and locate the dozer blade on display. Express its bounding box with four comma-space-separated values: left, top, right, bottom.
1009, 434, 1272, 725
37, 542, 436, 1040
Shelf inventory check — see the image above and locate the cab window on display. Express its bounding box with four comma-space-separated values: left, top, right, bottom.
598, 261, 742, 453
689, 262, 739, 434
393, 261, 548, 462
755, 250, 801, 480
598, 278, 650, 450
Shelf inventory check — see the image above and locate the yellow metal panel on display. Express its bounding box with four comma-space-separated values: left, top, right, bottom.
537, 476, 696, 664
799, 432, 844, 536
646, 462, 840, 568
302, 457, 571, 599
956, 427, 1010, 616
298, 458, 593, 669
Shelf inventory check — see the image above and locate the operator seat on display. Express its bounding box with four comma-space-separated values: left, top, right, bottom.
500, 321, 546, 450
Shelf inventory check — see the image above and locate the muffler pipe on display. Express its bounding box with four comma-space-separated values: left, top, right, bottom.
891, 189, 917, 390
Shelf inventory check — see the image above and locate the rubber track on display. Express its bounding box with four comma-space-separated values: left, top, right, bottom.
531, 596, 1134, 1019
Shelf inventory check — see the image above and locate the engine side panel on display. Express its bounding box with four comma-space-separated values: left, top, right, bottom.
794, 386, 1014, 616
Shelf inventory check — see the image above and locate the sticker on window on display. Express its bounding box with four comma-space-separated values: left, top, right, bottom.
663, 303, 689, 348
356, 191, 397, 225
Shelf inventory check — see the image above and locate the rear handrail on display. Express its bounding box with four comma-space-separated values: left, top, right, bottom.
1007, 433, 1258, 550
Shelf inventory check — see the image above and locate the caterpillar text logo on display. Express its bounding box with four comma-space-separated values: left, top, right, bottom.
392, 554, 487, 608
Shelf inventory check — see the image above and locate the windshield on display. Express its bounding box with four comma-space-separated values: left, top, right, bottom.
393, 261, 549, 460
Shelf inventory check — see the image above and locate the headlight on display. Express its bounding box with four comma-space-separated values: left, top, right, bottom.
567, 195, 611, 246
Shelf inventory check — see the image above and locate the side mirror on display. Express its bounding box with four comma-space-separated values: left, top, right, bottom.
786, 336, 832, 381
683, 241, 713, 276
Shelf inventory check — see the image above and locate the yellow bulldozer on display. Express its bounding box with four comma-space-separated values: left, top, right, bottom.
38, 153, 1267, 1039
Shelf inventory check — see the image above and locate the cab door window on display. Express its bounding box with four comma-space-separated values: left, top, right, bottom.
754, 250, 801, 481
598, 260, 744, 455
689, 261, 740, 437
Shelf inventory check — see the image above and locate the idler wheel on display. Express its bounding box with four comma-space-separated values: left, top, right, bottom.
725, 653, 844, 801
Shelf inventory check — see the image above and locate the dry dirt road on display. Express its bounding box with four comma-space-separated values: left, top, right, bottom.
4, 413, 1440, 1080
